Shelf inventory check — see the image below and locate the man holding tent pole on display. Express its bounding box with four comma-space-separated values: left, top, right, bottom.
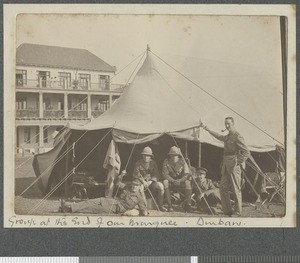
132, 147, 167, 212
200, 117, 250, 216
193, 167, 222, 213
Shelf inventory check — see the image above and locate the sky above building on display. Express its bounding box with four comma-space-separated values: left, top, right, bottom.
16, 14, 284, 143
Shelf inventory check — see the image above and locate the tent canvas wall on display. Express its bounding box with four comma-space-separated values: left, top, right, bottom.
32, 50, 285, 199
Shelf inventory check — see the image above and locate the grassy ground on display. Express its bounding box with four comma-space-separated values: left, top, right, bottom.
14, 156, 285, 217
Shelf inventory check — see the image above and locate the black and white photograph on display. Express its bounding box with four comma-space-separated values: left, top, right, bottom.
4, 4, 296, 227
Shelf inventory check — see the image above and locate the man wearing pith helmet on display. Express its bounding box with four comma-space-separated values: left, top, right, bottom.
133, 146, 166, 212
162, 146, 192, 212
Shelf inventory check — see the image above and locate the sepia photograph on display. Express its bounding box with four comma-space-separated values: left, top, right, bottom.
4, 4, 296, 227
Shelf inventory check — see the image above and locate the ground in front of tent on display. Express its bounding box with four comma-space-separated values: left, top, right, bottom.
14, 156, 285, 217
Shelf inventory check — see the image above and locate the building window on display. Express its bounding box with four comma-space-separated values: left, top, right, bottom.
59, 72, 71, 88
99, 75, 110, 90
78, 74, 91, 89
16, 70, 27, 86
24, 127, 31, 144
37, 71, 50, 88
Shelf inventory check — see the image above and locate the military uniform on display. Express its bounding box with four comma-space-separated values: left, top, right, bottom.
133, 159, 165, 209
162, 157, 192, 211
193, 177, 221, 211
208, 129, 250, 215
162, 158, 190, 184
71, 184, 147, 215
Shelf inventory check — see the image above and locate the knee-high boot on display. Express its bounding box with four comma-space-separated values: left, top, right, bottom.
164, 188, 174, 212
157, 191, 167, 212
184, 189, 193, 212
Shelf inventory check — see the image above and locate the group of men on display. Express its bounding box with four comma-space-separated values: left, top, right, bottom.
115, 116, 252, 216
131, 145, 195, 213
67, 117, 264, 217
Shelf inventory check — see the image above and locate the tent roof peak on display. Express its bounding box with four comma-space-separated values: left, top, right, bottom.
147, 44, 151, 52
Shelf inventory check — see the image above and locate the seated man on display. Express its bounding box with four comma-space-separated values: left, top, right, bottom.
162, 146, 192, 212
193, 167, 221, 213
60, 172, 148, 216
133, 146, 166, 212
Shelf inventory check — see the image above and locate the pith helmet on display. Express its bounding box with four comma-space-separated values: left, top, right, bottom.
168, 146, 181, 156
141, 146, 153, 156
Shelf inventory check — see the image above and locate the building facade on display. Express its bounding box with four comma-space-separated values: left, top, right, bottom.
16, 43, 123, 155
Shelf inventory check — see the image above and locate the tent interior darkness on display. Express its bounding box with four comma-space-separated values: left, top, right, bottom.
38, 128, 283, 202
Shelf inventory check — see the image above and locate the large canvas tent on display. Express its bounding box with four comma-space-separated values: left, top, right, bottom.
33, 50, 285, 198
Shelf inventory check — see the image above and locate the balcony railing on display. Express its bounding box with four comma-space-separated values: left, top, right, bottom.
90, 82, 109, 91
16, 109, 39, 118
16, 79, 124, 92
68, 110, 88, 119
16, 79, 70, 89
44, 110, 64, 118
91, 110, 105, 118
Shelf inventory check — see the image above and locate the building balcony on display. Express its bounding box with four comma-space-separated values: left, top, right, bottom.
68, 110, 88, 119
43, 110, 64, 118
16, 79, 69, 89
16, 79, 125, 93
91, 110, 105, 118
16, 109, 39, 118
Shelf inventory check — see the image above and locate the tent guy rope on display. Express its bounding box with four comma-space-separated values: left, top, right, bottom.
170, 135, 216, 216
28, 126, 114, 214
150, 50, 284, 147
108, 133, 140, 215
16, 50, 147, 168
17, 130, 89, 198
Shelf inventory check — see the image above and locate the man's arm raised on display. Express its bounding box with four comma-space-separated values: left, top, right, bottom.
199, 120, 226, 142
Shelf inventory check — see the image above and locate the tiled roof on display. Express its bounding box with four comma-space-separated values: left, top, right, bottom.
16, 43, 116, 72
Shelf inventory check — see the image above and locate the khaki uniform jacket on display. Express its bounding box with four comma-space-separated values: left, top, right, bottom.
133, 159, 160, 183
118, 186, 147, 214
162, 158, 190, 183
209, 130, 250, 173
193, 178, 216, 196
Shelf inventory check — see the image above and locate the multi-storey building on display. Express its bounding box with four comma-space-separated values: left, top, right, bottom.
16, 43, 123, 155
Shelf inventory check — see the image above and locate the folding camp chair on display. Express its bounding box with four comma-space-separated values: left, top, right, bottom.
264, 172, 285, 204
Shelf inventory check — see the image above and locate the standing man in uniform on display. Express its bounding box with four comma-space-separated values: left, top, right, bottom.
133, 146, 166, 212
162, 146, 192, 212
200, 117, 250, 216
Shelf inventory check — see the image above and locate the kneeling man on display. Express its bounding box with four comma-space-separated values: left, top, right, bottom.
193, 167, 221, 213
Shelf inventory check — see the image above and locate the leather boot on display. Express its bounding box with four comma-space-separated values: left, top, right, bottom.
165, 188, 174, 212
157, 192, 167, 212
184, 189, 193, 212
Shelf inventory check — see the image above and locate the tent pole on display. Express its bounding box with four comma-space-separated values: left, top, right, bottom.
184, 140, 188, 158
280, 16, 287, 147
198, 128, 201, 168
64, 138, 70, 198
198, 141, 202, 168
